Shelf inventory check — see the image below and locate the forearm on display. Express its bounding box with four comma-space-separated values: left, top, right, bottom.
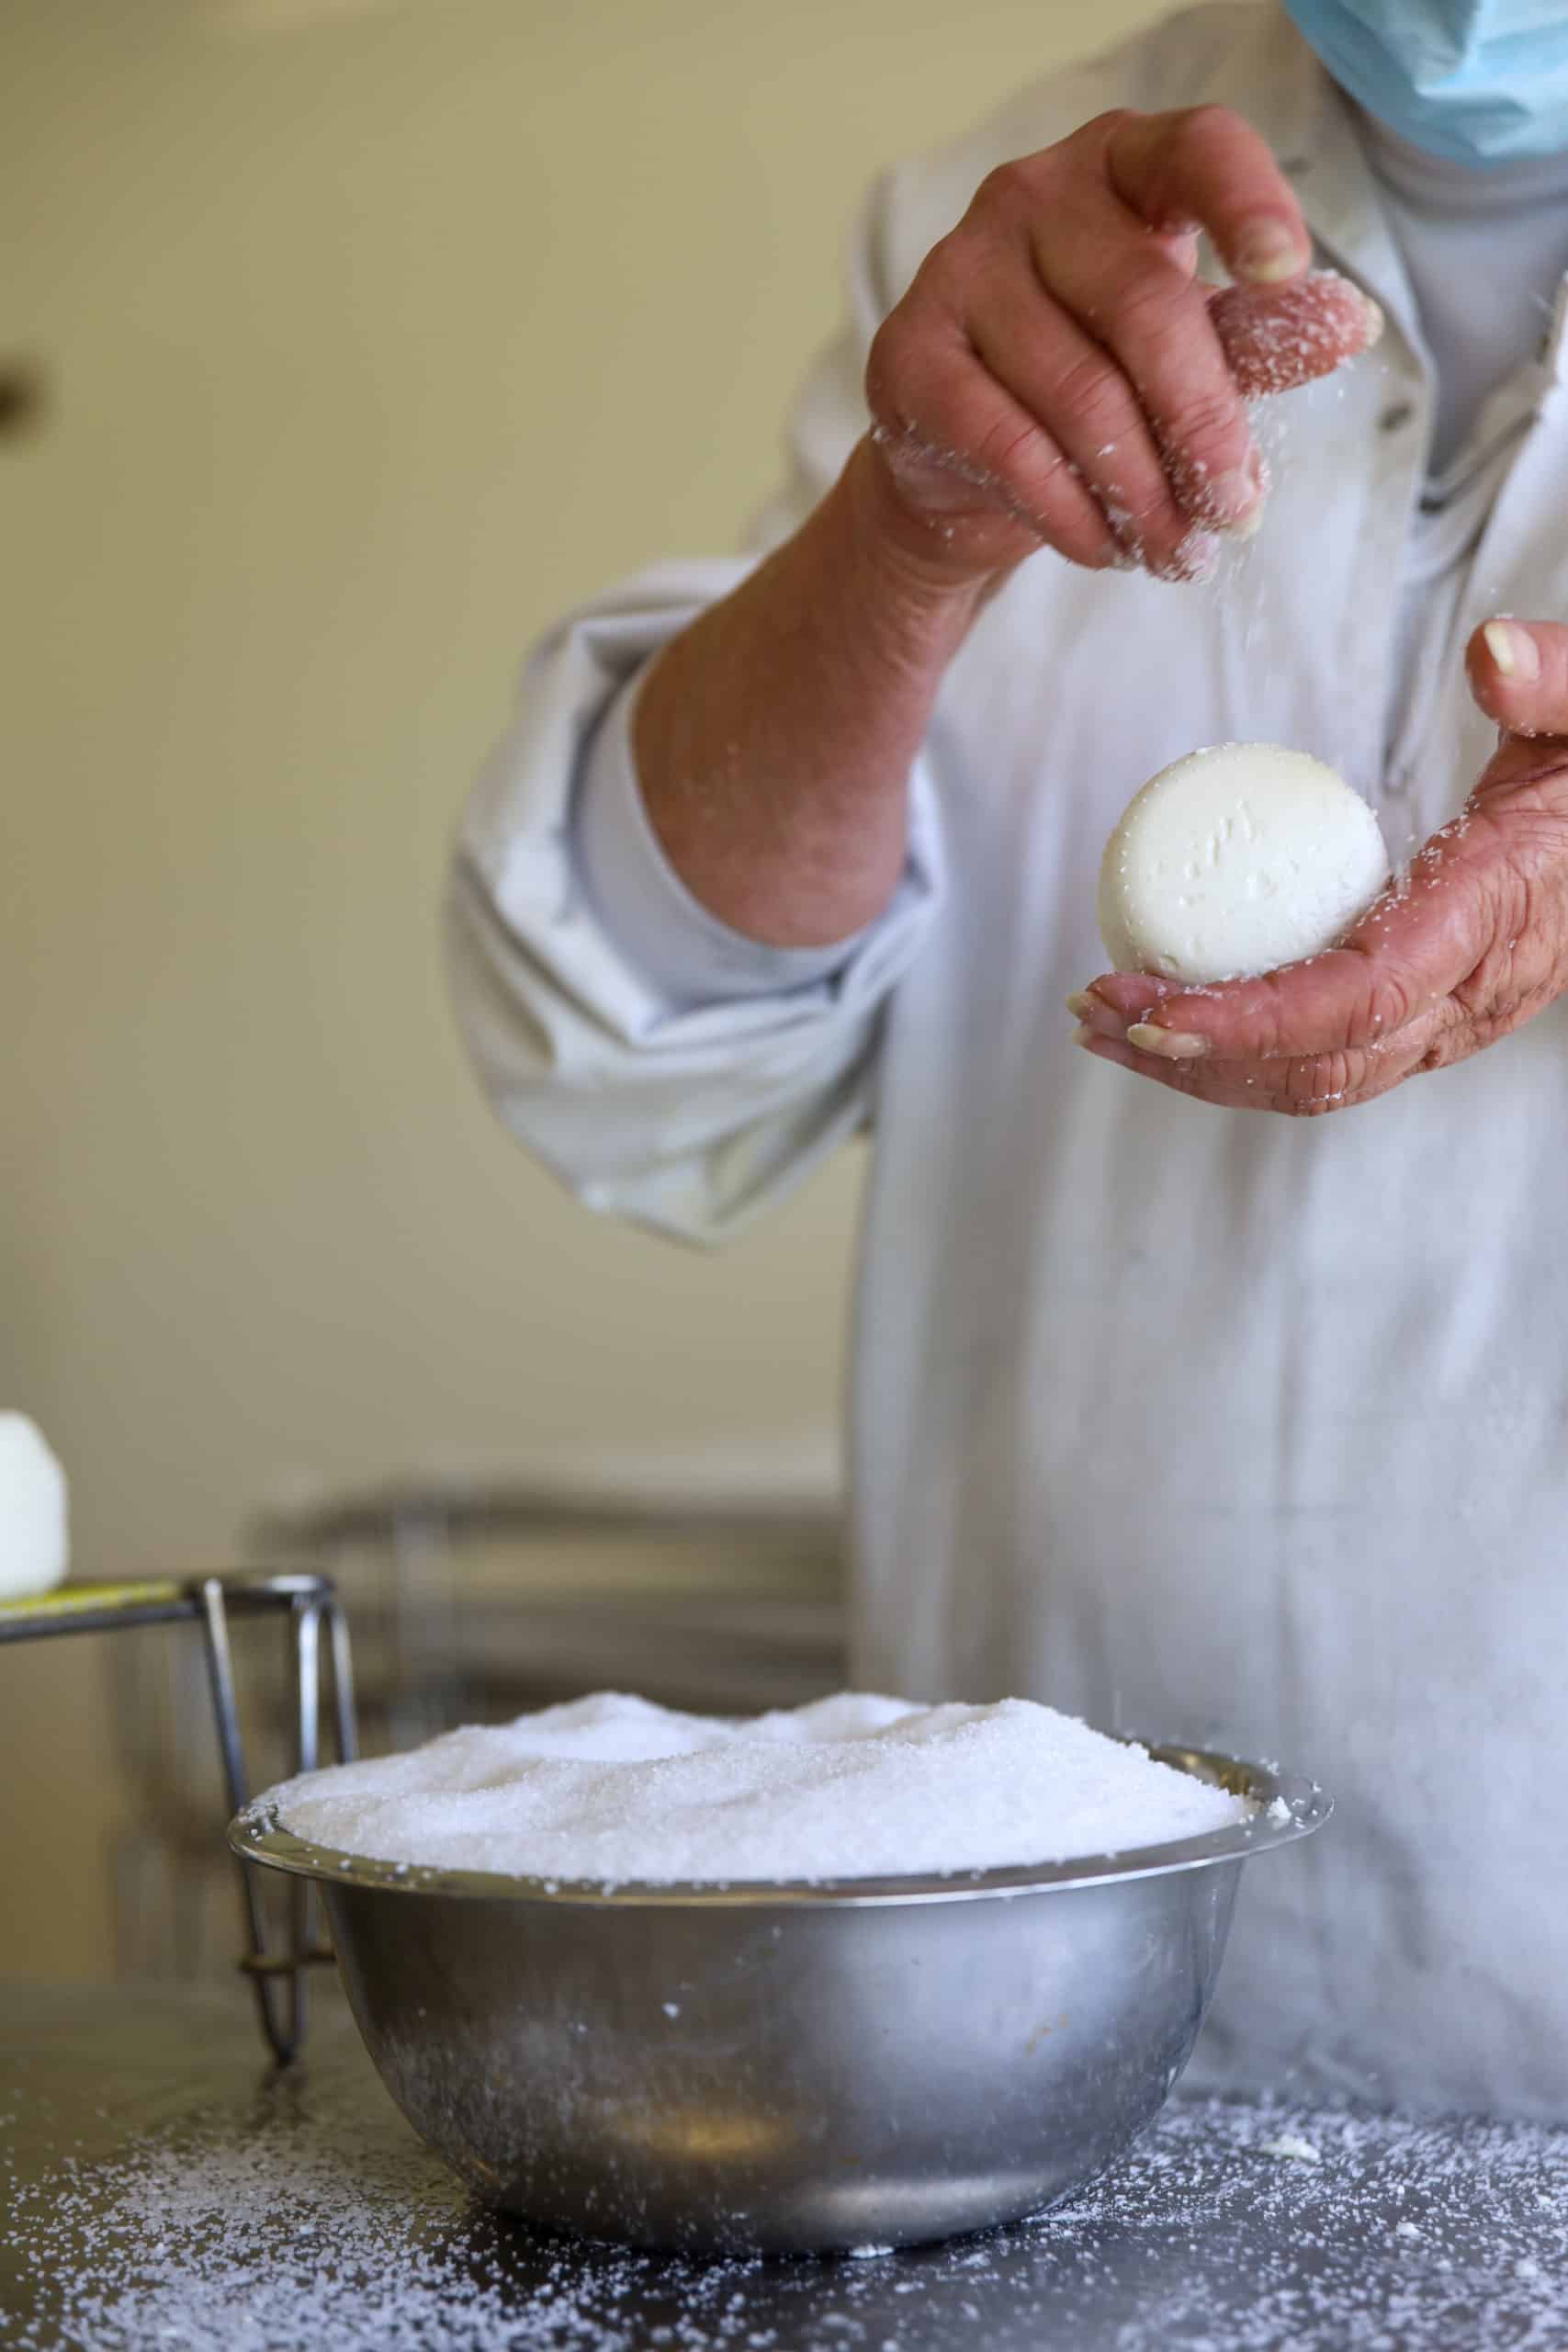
630, 435, 990, 949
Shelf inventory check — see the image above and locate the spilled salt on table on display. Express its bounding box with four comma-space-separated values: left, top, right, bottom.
11, 2027, 1568, 2352
260, 1690, 1252, 1883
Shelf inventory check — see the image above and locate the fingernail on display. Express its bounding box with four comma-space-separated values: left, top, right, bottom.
1126, 1023, 1211, 1059
1210, 465, 1259, 530
1483, 618, 1540, 681
1235, 222, 1302, 283
1065, 991, 1098, 1019
1211, 463, 1267, 537
1072, 1022, 1096, 1048
1356, 288, 1385, 348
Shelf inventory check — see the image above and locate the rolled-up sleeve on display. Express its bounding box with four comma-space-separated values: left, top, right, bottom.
445, 173, 944, 1244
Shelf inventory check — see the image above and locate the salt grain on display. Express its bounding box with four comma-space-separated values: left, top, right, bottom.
1259, 2133, 1322, 2164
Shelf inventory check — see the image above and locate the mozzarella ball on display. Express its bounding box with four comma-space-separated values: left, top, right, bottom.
1098, 742, 1389, 985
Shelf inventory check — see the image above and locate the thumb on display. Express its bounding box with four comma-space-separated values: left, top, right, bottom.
1208, 269, 1382, 398
1465, 618, 1568, 786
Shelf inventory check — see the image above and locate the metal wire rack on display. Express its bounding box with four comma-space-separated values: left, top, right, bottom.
0, 1571, 357, 2064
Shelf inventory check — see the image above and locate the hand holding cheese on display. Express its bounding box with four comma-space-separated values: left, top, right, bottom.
1074, 617, 1568, 1119
1098, 742, 1389, 986
0, 1415, 69, 1601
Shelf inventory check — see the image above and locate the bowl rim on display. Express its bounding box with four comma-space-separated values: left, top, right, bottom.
226, 1742, 1330, 1909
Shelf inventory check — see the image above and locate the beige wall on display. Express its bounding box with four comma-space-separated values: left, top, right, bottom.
1, 0, 1173, 1977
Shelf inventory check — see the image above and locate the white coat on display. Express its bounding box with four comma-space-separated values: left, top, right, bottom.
447, 2, 1568, 2117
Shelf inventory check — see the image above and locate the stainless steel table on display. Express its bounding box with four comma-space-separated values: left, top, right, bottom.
3, 1984, 1565, 2350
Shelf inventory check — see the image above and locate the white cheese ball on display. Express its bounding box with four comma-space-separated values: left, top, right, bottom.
1098, 742, 1389, 985
0, 1414, 69, 1602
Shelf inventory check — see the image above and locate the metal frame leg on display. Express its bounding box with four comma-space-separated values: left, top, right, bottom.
3, 1567, 360, 2068
326, 1595, 357, 1769
197, 1577, 352, 2065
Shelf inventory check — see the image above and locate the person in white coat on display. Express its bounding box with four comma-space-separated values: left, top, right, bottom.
447, 0, 1568, 2119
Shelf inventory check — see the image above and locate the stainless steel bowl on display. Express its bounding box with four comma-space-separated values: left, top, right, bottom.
230, 1745, 1327, 2254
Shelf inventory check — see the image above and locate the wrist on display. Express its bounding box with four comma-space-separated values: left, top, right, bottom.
839, 432, 1038, 616
834, 436, 1004, 638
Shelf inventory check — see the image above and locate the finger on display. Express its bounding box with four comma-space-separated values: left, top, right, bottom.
1184, 999, 1452, 1108
1102, 105, 1310, 285
964, 268, 1204, 573
1077, 1026, 1312, 1108
1209, 270, 1384, 399
1465, 618, 1568, 748
1077, 1027, 1272, 1109
1033, 211, 1259, 535
1077, 831, 1494, 1062
1076, 1018, 1437, 1114
865, 310, 1122, 571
